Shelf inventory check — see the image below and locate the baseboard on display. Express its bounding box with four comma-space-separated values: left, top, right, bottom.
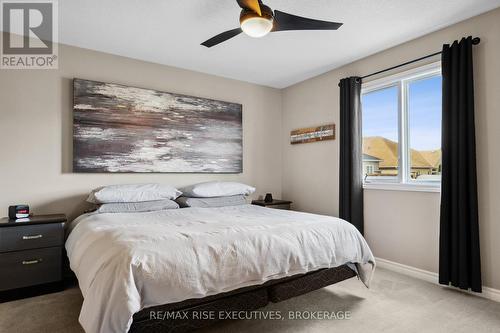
375, 257, 500, 303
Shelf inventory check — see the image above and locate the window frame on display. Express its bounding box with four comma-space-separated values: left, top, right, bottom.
361, 62, 442, 192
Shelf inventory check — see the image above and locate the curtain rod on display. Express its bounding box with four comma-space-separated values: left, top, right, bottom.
360, 37, 481, 81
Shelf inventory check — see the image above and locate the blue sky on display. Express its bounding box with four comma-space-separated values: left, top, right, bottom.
362, 75, 442, 151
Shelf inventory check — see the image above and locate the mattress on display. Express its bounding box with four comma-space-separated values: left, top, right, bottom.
66, 204, 375, 333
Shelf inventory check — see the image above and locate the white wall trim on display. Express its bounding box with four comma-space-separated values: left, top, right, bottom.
363, 183, 441, 193
375, 257, 500, 303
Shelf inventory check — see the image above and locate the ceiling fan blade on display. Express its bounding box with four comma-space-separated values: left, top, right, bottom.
273, 10, 343, 32
236, 0, 262, 16
201, 28, 243, 48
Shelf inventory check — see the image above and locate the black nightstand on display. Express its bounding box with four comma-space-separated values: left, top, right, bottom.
251, 200, 292, 210
0, 214, 66, 296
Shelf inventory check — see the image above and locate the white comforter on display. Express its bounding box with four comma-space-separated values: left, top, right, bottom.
66, 205, 375, 333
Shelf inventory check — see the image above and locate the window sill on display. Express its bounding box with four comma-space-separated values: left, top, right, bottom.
363, 183, 441, 193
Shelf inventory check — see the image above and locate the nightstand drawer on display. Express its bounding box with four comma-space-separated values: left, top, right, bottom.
0, 223, 64, 253
0, 247, 62, 291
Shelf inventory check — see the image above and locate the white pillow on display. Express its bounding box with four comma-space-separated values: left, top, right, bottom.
96, 200, 179, 213
180, 181, 255, 198
87, 183, 182, 204
176, 195, 247, 208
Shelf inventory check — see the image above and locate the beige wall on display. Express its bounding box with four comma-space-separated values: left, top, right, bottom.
1, 8, 498, 291
0, 43, 283, 220
282, 8, 500, 290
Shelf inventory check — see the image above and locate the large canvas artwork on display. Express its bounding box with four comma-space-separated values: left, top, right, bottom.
73, 79, 242, 173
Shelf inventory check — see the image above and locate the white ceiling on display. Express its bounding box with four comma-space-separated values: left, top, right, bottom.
58, 0, 500, 88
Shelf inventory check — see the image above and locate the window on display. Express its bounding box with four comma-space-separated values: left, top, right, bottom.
361, 63, 442, 190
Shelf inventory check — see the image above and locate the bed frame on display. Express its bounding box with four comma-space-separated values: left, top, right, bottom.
129, 264, 356, 333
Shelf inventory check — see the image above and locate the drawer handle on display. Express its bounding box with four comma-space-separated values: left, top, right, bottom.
22, 234, 43, 240
22, 259, 43, 265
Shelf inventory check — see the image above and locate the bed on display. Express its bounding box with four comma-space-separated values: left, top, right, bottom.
65, 204, 375, 333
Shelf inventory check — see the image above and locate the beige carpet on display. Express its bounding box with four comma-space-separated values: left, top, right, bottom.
1, 267, 499, 333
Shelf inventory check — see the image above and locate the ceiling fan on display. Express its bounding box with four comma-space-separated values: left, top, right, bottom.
201, 0, 343, 48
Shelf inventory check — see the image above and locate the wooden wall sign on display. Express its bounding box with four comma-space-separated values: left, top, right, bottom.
290, 124, 335, 145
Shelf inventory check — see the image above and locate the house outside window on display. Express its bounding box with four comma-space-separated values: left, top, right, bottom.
361, 62, 442, 191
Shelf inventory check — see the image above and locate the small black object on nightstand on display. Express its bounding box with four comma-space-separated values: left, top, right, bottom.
0, 214, 67, 300
251, 199, 292, 210
264, 193, 273, 203
8, 205, 30, 219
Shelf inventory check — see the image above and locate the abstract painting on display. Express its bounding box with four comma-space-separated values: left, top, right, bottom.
73, 79, 242, 173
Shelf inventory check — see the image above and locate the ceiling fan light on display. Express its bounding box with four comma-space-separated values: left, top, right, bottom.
241, 17, 273, 38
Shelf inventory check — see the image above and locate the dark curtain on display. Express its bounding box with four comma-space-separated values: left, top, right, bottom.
339, 77, 364, 234
439, 36, 482, 292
